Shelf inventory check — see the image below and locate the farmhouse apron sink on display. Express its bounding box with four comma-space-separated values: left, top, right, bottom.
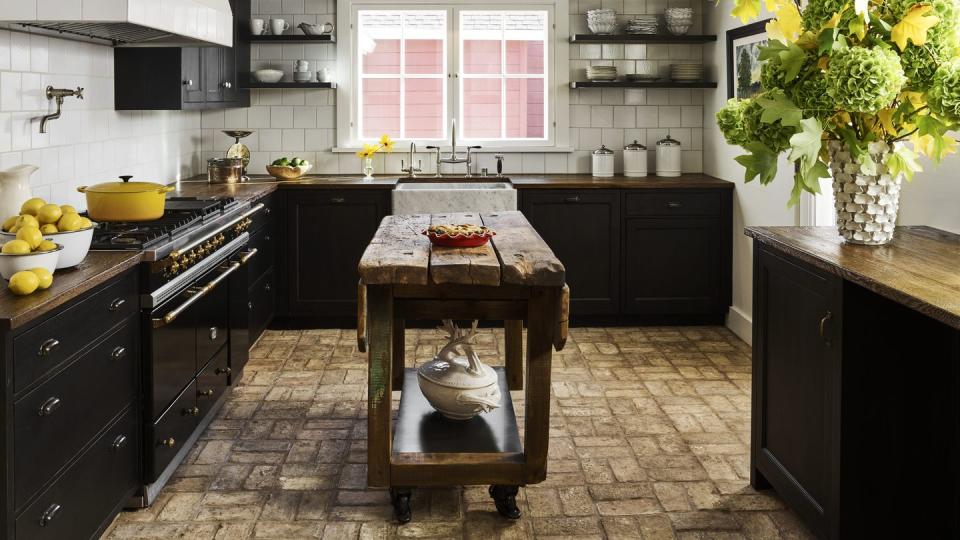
391, 180, 517, 215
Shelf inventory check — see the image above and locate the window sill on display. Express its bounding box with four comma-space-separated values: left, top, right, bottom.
332, 146, 574, 153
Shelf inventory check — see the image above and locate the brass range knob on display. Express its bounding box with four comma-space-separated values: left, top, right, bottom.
199, 388, 215, 397
169, 262, 181, 274
160, 437, 176, 448
183, 406, 200, 416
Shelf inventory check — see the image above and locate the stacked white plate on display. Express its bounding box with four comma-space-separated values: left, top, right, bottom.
665, 7, 694, 35
586, 65, 618, 81
587, 9, 617, 34
670, 63, 704, 81
626, 15, 658, 34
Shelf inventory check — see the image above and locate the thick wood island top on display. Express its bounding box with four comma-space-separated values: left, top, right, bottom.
746, 226, 960, 330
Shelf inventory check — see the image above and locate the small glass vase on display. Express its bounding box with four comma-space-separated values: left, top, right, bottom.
362, 156, 374, 181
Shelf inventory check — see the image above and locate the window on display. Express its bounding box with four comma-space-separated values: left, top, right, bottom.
338, 0, 569, 151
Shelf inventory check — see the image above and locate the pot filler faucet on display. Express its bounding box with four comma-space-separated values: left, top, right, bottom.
39, 86, 84, 134
425, 119, 481, 177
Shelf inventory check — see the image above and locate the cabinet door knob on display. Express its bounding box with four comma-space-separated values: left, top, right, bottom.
184, 406, 200, 416
108, 297, 126, 311
38, 338, 60, 356
819, 311, 833, 347
215, 366, 232, 375
564, 196, 580, 203
38, 396, 62, 416
39, 503, 62, 527
111, 346, 127, 360
666, 201, 683, 208
199, 388, 216, 397
111, 435, 128, 451
222, 81, 233, 89
331, 197, 345, 204
161, 437, 176, 448
209, 327, 218, 341
182, 79, 193, 86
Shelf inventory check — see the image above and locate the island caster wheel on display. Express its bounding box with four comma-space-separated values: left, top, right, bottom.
390, 487, 412, 523
489, 485, 521, 519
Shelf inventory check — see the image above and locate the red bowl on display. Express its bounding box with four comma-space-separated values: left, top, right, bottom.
423, 229, 496, 247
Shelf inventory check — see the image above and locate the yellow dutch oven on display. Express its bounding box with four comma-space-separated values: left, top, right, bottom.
77, 175, 175, 222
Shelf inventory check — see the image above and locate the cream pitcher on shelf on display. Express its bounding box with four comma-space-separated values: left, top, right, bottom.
0, 165, 37, 219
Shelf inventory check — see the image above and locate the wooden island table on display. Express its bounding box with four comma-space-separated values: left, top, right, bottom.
357, 211, 568, 523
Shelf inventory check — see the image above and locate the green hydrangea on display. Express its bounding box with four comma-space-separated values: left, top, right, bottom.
801, 0, 849, 30
929, 59, 960, 120
825, 47, 906, 113
760, 60, 788, 92
888, 0, 960, 89
743, 91, 797, 152
717, 99, 751, 146
788, 76, 834, 120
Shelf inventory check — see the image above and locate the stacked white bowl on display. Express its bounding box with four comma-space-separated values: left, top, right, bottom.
587, 9, 617, 34
665, 7, 694, 35
626, 15, 658, 34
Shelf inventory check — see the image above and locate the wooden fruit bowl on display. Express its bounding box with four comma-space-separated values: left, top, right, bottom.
266, 163, 312, 180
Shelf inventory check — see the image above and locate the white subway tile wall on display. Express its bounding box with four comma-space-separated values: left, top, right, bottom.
209, 0, 704, 175
0, 30, 202, 210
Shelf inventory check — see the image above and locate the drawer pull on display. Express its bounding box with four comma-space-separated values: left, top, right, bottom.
160, 437, 176, 448
38, 397, 62, 416
564, 196, 580, 203
209, 327, 218, 341
111, 346, 127, 360
108, 297, 126, 311
199, 388, 216, 397
264, 207, 271, 215
111, 435, 128, 451
819, 311, 833, 347
39, 503, 62, 527
666, 201, 683, 208
38, 338, 60, 357
264, 283, 271, 292
331, 197, 345, 204
184, 406, 200, 416
215, 366, 232, 375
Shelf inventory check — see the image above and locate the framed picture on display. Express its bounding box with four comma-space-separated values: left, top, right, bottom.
726, 19, 772, 99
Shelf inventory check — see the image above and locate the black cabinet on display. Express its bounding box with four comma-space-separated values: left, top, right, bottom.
521, 190, 621, 316
114, 0, 249, 110
282, 190, 390, 318
752, 245, 841, 537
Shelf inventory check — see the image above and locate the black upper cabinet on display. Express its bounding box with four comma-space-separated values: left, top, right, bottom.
114, 0, 249, 110
521, 190, 621, 316
283, 190, 390, 317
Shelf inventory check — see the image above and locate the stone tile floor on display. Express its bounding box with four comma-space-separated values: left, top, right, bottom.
103, 326, 815, 539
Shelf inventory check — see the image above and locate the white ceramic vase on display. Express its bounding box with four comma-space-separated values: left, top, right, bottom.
417, 320, 501, 420
828, 140, 902, 245
0, 164, 36, 220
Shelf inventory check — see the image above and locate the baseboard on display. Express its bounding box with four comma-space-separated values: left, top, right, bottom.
725, 305, 752, 345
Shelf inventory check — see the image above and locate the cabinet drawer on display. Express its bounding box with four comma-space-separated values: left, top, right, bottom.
247, 221, 275, 284
625, 191, 721, 217
13, 271, 137, 392
14, 321, 138, 509
249, 193, 276, 234
149, 381, 199, 481
16, 407, 138, 540
197, 346, 230, 419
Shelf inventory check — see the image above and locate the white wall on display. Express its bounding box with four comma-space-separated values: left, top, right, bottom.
898, 155, 960, 233
702, 6, 797, 344
0, 30, 202, 212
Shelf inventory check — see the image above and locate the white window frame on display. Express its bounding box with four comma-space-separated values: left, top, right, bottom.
336, 0, 570, 153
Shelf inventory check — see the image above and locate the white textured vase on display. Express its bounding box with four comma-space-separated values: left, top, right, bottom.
828, 140, 902, 245
417, 320, 501, 420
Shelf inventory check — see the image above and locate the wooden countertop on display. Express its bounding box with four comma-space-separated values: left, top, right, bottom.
180, 173, 732, 191
746, 226, 960, 330
0, 251, 143, 330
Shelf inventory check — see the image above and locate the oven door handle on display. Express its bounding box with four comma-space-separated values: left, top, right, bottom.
151, 261, 242, 328
239, 248, 258, 265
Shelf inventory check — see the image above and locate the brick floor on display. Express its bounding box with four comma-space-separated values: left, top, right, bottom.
103, 326, 815, 539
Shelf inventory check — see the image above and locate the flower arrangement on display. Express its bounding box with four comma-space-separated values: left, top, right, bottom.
719, 0, 960, 214
356, 135, 394, 180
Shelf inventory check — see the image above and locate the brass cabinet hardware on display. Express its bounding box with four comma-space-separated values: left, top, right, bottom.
199, 388, 216, 397
38, 396, 62, 416
215, 367, 232, 375
108, 297, 126, 311
111, 346, 127, 360
38, 338, 60, 356
160, 437, 176, 448
111, 435, 128, 451
184, 406, 200, 416
39, 503, 62, 527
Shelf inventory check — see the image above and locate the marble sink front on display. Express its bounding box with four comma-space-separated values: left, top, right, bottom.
391, 179, 517, 215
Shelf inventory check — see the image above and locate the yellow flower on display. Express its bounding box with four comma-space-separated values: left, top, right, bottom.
379, 134, 395, 152
356, 143, 378, 159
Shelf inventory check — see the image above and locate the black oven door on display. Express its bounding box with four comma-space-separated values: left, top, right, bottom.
146, 249, 248, 422
229, 248, 257, 383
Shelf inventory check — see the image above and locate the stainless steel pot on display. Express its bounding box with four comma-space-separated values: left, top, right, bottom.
208, 157, 244, 184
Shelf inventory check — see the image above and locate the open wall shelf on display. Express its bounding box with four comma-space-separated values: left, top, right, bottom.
243, 81, 337, 89
570, 81, 717, 89
246, 34, 335, 43
570, 34, 716, 43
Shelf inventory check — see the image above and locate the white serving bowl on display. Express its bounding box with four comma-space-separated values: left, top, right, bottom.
253, 69, 284, 83
588, 20, 617, 34
0, 244, 62, 280
1, 227, 93, 269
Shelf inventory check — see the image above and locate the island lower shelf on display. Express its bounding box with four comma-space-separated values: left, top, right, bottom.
390, 367, 523, 485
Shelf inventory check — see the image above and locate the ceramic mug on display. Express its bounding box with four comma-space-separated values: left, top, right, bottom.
295, 60, 309, 72
317, 68, 332, 83
250, 18, 266, 35
269, 18, 289, 35
318, 21, 335, 34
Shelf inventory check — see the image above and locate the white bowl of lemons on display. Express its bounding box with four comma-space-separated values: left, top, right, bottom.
0, 241, 62, 281
0, 198, 94, 269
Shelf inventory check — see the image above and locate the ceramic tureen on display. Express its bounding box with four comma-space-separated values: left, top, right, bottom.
417, 320, 501, 420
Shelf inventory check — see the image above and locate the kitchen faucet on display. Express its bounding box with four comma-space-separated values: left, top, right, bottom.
400, 142, 421, 178
39, 86, 84, 134
434, 119, 481, 177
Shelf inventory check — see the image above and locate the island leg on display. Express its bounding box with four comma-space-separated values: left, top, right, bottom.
366, 285, 393, 488
523, 287, 558, 484
392, 318, 405, 389
390, 487, 412, 523
505, 320, 524, 390
489, 485, 521, 519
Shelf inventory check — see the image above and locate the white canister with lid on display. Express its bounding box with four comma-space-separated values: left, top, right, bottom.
592, 145, 615, 177
623, 140, 648, 177
655, 134, 682, 177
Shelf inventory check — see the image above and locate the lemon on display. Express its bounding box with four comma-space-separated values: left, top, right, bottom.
8, 271, 40, 296
16, 226, 43, 250
57, 213, 83, 232
7, 225, 18, 234
78, 217, 93, 229
36, 240, 57, 252
60, 204, 77, 215
20, 198, 46, 216
36, 204, 63, 225
16, 215, 39, 229
40, 224, 58, 234
1, 216, 18, 232
29, 267, 53, 290
1, 239, 31, 255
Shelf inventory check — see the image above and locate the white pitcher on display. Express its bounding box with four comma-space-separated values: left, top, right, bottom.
0, 165, 37, 219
